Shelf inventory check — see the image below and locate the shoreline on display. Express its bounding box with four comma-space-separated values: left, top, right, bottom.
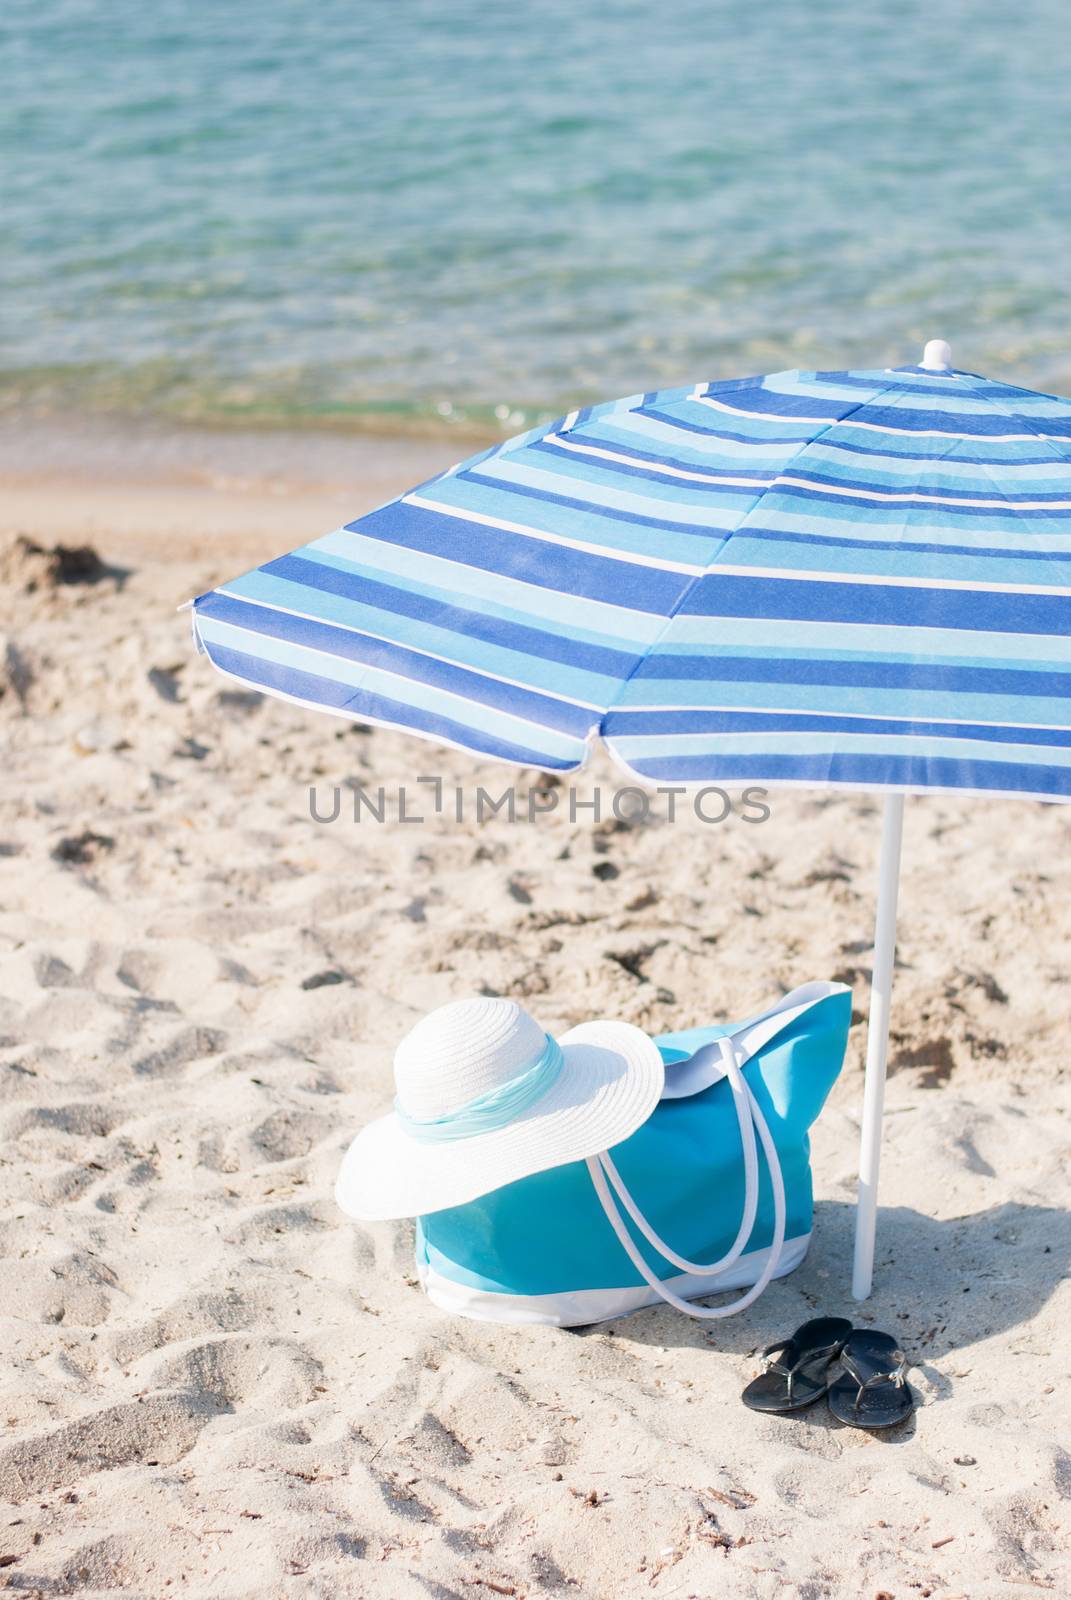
0, 408, 475, 492
0, 411, 467, 575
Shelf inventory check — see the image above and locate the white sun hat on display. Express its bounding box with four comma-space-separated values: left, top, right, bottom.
335, 996, 665, 1221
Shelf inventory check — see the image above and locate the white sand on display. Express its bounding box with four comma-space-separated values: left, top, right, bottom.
1, 424, 1069, 1598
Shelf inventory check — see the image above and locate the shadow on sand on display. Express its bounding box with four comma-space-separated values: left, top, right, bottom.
569, 1197, 1069, 1439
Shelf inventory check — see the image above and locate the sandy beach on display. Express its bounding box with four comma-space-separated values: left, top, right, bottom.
1, 421, 1069, 1599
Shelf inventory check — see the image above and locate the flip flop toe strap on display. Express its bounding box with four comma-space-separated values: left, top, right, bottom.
760, 1338, 792, 1366
841, 1349, 909, 1415
759, 1339, 796, 1389
762, 1337, 843, 1404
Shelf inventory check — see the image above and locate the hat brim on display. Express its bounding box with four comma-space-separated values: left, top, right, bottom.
335, 1019, 664, 1221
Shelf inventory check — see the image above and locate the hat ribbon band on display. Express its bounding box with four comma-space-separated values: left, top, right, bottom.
394, 1035, 564, 1142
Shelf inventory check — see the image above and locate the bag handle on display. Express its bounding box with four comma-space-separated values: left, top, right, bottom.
601, 1037, 759, 1274
586, 1037, 787, 1319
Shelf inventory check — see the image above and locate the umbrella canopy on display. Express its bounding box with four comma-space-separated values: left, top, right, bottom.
192, 347, 1071, 801
190, 343, 1071, 1304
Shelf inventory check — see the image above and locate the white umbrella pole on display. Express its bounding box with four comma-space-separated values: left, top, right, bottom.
851, 792, 905, 1301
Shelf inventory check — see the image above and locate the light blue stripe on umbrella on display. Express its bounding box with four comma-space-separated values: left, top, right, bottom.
192, 358, 1071, 800
601, 709, 1071, 743
354, 501, 702, 604
310, 530, 669, 641
194, 609, 596, 757
612, 682, 1071, 727
627, 650, 1071, 695
488, 444, 773, 507
217, 566, 634, 704
664, 617, 1071, 662
612, 751, 1071, 800
729, 520, 1071, 556
203, 638, 588, 767
708, 538, 1071, 587
612, 731, 1071, 769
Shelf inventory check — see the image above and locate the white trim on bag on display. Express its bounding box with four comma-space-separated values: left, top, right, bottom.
417, 1232, 812, 1327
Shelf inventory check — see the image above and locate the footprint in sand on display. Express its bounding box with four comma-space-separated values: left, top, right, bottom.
0, 1394, 211, 1502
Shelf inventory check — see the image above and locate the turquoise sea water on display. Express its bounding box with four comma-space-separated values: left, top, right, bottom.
4, 0, 1071, 436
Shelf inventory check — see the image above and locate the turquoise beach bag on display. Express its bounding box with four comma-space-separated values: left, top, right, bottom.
415, 981, 851, 1326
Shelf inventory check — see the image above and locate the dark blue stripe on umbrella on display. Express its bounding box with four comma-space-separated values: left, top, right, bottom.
620, 750, 1071, 796
697, 386, 856, 422
602, 708, 1071, 745
795, 434, 1071, 467
779, 470, 1071, 507
629, 652, 1071, 697
527, 437, 774, 490
200, 640, 583, 769
347, 502, 689, 614
842, 406, 1071, 441
678, 573, 1071, 635
458, 468, 745, 536
735, 525, 1071, 561
773, 481, 1071, 518
261, 555, 639, 678
890, 366, 990, 380
786, 370, 990, 397
196, 592, 596, 737
700, 388, 1071, 438
636, 405, 817, 444
703, 373, 774, 395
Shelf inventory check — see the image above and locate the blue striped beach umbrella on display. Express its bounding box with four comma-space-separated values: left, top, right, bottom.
191, 341, 1071, 1299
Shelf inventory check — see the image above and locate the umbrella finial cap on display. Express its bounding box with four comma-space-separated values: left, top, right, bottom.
920, 339, 953, 372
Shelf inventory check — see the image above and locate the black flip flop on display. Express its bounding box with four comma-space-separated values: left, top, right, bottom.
827, 1329, 914, 1429
741, 1316, 852, 1414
